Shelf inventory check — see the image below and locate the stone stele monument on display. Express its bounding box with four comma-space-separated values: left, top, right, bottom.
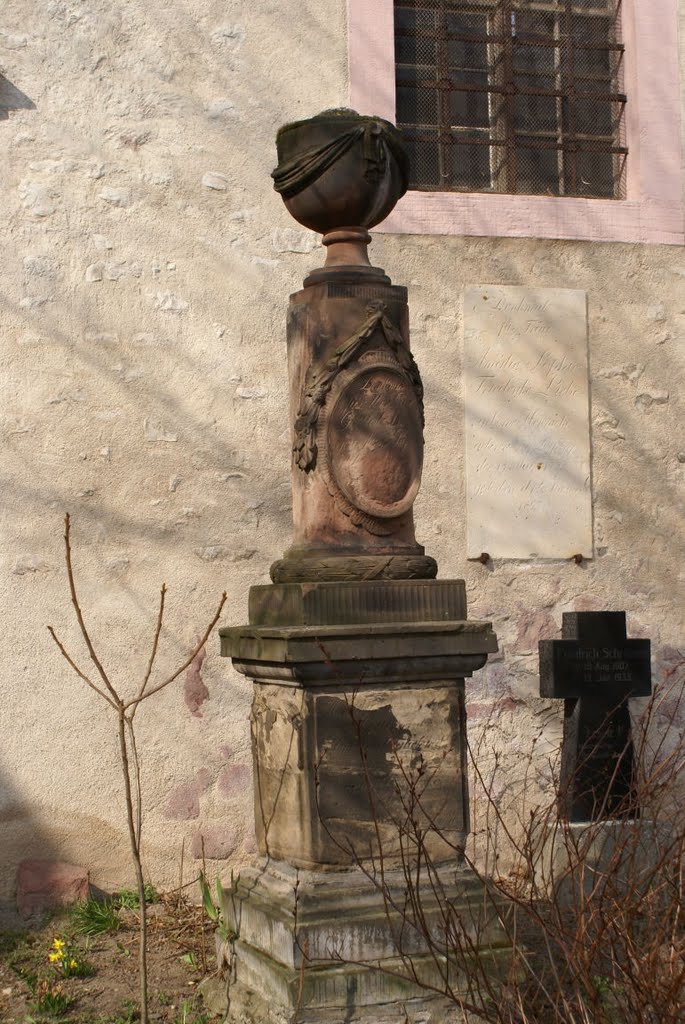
219, 109, 508, 1024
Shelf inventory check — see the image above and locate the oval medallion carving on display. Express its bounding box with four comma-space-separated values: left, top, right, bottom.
326, 366, 422, 520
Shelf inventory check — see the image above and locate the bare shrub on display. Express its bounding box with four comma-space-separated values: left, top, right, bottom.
307, 663, 685, 1024
48, 514, 226, 1024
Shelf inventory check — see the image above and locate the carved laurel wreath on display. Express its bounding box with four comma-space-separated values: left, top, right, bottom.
293, 302, 424, 473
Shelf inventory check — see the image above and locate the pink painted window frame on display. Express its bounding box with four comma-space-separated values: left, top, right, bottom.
348, 0, 685, 244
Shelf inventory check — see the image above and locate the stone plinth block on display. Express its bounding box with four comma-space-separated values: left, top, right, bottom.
221, 609, 497, 868
221, 619, 495, 688
248, 679, 468, 868
249, 578, 467, 627
219, 860, 510, 1024
219, 580, 504, 1021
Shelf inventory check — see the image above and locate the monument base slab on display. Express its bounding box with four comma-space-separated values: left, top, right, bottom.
534, 819, 675, 904
225, 982, 480, 1024
220, 860, 509, 1024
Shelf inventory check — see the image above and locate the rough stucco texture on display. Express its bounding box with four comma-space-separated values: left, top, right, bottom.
1, 1, 684, 909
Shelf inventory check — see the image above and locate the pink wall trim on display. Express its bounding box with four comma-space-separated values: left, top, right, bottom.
347, 0, 685, 245
348, 0, 396, 121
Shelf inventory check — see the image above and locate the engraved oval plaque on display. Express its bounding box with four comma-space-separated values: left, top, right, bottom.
326, 366, 422, 519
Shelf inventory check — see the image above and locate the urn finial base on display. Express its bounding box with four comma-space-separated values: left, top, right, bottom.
323, 226, 371, 267
303, 225, 390, 287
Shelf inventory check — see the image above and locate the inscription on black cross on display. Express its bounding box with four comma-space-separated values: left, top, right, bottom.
539, 612, 651, 822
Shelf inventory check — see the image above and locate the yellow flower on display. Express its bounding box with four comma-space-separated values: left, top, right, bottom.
69, 959, 78, 969
48, 952, 62, 963
52, 939, 66, 950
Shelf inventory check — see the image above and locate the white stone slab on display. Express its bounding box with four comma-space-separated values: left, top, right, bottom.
463, 286, 592, 559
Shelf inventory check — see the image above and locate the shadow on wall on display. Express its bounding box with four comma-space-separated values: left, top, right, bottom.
2, 0, 683, 913
0, 74, 35, 119
0, 769, 63, 929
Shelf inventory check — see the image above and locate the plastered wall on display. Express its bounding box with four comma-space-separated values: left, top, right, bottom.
2, 1, 684, 912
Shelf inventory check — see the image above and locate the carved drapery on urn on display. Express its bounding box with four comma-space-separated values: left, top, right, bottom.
271, 110, 410, 237
270, 109, 436, 584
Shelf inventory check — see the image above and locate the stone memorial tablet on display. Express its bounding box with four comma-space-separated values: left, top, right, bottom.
464, 286, 591, 559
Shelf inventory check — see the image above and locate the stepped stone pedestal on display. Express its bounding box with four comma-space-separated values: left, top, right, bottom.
221, 582, 509, 1023
219, 110, 509, 1023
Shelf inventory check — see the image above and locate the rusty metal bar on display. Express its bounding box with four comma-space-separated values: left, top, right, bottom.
394, 0, 626, 196
397, 76, 626, 103
404, 133, 627, 154
395, 28, 625, 54
436, 1, 451, 185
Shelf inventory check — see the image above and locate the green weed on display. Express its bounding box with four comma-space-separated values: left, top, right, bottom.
3, 933, 36, 975
105, 998, 139, 1023
115, 883, 159, 909
198, 869, 238, 941
18, 967, 39, 991
70, 897, 121, 935
0, 930, 25, 957
174, 998, 209, 1024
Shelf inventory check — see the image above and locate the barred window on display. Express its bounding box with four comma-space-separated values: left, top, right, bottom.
394, 0, 627, 198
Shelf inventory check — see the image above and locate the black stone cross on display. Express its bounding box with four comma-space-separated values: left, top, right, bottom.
539, 612, 651, 822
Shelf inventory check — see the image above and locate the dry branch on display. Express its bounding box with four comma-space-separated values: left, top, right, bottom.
47, 514, 227, 1024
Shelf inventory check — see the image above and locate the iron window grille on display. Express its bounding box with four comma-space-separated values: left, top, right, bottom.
394, 0, 627, 198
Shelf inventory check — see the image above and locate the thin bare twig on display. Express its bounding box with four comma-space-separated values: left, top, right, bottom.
126, 717, 143, 849
131, 583, 167, 719
124, 592, 227, 710
47, 626, 118, 711
63, 513, 120, 707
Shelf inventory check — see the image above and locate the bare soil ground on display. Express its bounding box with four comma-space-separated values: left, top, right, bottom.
0, 896, 219, 1024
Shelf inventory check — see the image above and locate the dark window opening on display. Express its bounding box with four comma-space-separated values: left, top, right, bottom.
394, 0, 627, 197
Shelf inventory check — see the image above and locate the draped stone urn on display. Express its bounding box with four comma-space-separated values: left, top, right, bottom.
218, 110, 508, 1024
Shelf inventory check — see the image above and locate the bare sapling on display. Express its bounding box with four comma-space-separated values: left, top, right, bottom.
48, 513, 227, 1024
